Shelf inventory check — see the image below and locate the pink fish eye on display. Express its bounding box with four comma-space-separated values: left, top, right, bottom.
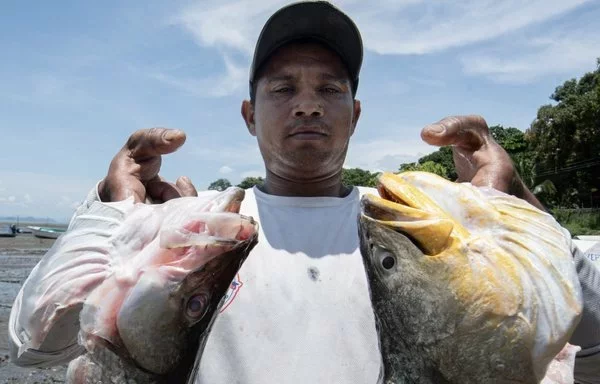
186, 293, 210, 318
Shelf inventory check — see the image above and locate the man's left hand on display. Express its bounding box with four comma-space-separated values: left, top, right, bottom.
420, 115, 545, 211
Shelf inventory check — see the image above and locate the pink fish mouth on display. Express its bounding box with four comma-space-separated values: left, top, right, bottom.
160, 213, 258, 250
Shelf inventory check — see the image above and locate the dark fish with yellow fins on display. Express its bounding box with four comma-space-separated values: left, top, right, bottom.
358, 171, 583, 384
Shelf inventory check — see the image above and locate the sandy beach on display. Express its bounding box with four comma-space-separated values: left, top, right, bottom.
0, 234, 67, 383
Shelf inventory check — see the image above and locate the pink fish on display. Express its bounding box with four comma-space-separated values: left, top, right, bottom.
15, 188, 258, 383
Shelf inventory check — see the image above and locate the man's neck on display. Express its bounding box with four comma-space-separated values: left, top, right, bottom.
259, 170, 352, 198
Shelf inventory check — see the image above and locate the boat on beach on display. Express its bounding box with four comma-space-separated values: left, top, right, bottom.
0, 224, 17, 237
28, 226, 66, 239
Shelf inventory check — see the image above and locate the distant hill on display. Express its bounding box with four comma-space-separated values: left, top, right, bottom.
0, 216, 59, 224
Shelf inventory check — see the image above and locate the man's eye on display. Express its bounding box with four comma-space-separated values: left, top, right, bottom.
322, 87, 340, 94
274, 87, 292, 93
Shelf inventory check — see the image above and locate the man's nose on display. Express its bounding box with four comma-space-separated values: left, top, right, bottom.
292, 91, 324, 117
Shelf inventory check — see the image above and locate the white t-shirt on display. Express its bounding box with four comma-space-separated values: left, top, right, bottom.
195, 186, 382, 383
9, 185, 383, 383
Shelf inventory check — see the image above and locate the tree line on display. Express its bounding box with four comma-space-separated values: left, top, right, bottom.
208, 58, 600, 209
208, 177, 265, 191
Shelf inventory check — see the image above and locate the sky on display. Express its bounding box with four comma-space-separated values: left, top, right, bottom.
1, 0, 599, 222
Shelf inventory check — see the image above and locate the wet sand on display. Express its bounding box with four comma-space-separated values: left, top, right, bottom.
0, 234, 67, 383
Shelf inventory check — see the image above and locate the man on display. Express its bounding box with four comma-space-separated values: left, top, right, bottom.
9, 1, 600, 383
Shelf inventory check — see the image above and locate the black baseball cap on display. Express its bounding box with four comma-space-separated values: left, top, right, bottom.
249, 1, 363, 98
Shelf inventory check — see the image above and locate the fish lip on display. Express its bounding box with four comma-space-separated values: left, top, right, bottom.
360, 172, 431, 222
360, 194, 411, 222
376, 173, 412, 207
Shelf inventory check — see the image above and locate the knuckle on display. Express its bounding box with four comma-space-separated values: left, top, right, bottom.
469, 115, 489, 131
440, 116, 461, 128
127, 128, 165, 150
126, 129, 146, 149
146, 127, 163, 138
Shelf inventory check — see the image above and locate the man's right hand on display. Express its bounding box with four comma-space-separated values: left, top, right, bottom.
98, 128, 197, 203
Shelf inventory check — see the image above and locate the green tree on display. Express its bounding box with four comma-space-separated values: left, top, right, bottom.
415, 161, 448, 178
237, 177, 264, 189
512, 151, 537, 190
489, 125, 528, 153
342, 168, 379, 187
398, 162, 418, 172
397, 161, 449, 179
487, 125, 539, 189
208, 178, 232, 191
404, 146, 456, 180
527, 57, 600, 207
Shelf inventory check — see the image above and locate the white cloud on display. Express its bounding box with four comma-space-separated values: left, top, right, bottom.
344, 0, 591, 55
0, 170, 96, 222
173, 0, 591, 57
461, 33, 600, 83
173, 0, 286, 55
219, 165, 234, 174
0, 195, 27, 209
167, 0, 595, 92
345, 137, 438, 172
146, 55, 247, 98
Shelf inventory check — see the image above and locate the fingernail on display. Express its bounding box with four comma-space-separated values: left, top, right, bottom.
164, 130, 180, 141
426, 124, 445, 134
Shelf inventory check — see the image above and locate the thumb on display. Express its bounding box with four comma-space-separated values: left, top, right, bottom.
126, 128, 186, 160
421, 115, 487, 150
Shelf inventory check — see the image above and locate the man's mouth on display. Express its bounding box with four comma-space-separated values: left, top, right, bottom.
288, 126, 328, 140
290, 132, 327, 140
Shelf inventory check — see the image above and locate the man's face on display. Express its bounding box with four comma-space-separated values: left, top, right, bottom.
242, 42, 361, 181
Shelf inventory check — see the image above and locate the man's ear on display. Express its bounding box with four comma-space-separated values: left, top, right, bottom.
350, 99, 361, 136
241, 100, 256, 136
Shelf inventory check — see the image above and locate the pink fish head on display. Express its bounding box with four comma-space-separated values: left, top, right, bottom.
17, 187, 258, 382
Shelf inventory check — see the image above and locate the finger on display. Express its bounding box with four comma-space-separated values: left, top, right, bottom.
176, 176, 198, 197
146, 177, 183, 203
126, 128, 186, 160
421, 115, 488, 150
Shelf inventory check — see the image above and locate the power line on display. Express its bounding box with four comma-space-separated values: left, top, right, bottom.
536, 159, 600, 177
535, 155, 600, 176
